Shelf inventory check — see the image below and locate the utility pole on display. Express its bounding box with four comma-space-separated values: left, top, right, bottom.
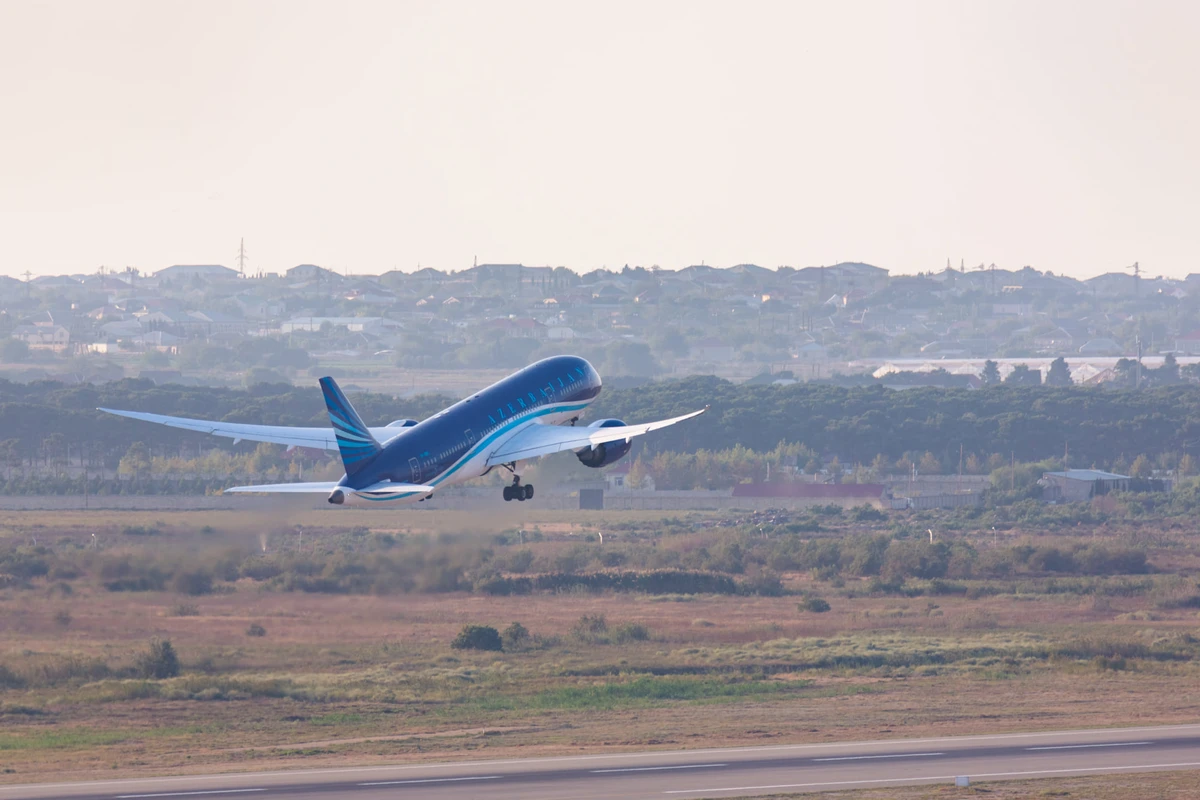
958, 443, 963, 494
1136, 334, 1143, 388
236, 238, 249, 277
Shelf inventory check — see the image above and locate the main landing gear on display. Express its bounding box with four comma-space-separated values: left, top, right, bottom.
501, 466, 534, 502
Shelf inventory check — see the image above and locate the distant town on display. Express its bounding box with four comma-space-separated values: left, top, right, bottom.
2, 259, 1198, 392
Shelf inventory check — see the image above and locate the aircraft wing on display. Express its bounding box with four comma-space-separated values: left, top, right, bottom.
98, 408, 398, 452
485, 407, 708, 465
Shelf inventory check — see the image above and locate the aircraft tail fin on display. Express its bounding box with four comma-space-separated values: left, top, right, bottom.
319, 377, 383, 475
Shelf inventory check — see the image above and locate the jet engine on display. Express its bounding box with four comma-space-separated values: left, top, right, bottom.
575, 419, 632, 468
385, 419, 419, 428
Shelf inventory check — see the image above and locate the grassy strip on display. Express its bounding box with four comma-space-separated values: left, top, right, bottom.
473, 676, 809, 712
754, 768, 1200, 798
0, 726, 194, 751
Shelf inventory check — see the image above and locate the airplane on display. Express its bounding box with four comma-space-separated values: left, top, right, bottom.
100, 355, 706, 505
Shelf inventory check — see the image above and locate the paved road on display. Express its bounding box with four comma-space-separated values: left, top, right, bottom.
5, 725, 1200, 800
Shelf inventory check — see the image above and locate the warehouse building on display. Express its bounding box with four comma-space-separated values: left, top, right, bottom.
1041, 469, 1131, 503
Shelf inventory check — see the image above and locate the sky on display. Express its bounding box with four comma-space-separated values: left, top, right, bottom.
1, 0, 1198, 280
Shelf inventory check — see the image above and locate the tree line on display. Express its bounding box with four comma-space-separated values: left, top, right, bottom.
2, 375, 1200, 483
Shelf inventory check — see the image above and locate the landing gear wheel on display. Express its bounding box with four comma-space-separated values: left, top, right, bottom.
503, 471, 532, 503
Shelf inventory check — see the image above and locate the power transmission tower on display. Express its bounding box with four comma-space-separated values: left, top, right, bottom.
236, 238, 249, 277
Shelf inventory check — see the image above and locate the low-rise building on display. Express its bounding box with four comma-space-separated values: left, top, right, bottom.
155, 264, 240, 282
11, 323, 70, 351
1041, 469, 1131, 503
280, 316, 402, 334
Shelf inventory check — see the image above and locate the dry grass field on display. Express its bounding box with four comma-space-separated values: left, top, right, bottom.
1, 506, 1199, 788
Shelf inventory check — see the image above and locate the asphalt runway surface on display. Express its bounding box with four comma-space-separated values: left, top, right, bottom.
5, 725, 1200, 800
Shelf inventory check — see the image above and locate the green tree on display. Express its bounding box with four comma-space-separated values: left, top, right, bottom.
1152, 353, 1180, 386
0, 339, 30, 363
502, 622, 530, 650
1004, 364, 1042, 385
980, 360, 1001, 386
244, 367, 289, 387
826, 456, 842, 481
451, 624, 503, 651
1112, 359, 1139, 388
0, 439, 19, 479
869, 453, 889, 479
42, 433, 66, 477
1045, 357, 1073, 387
135, 638, 180, 679
118, 441, 151, 484
141, 350, 170, 367
651, 327, 690, 358
603, 341, 660, 377
1130, 455, 1152, 478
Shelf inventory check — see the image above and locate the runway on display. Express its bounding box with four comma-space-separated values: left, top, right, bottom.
5, 724, 1200, 800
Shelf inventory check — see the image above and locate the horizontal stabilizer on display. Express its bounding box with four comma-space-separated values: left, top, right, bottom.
224, 481, 434, 496
224, 481, 342, 494
355, 481, 435, 496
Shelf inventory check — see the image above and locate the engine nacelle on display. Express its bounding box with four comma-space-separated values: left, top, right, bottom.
575, 419, 631, 468
385, 419, 418, 428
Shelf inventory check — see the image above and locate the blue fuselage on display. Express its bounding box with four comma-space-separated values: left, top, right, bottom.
340, 355, 602, 499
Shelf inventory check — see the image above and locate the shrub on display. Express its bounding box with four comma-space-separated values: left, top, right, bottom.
739, 570, 784, 596
135, 638, 180, 679
246, 623, 267, 637
571, 614, 609, 643
553, 545, 593, 574
171, 569, 214, 596
169, 603, 200, 617
22, 655, 109, 687
0, 665, 24, 689
52, 609, 72, 627
450, 624, 503, 651
799, 596, 831, 613
501, 622, 529, 650
613, 623, 651, 643
598, 550, 627, 568
850, 504, 887, 522
505, 549, 535, 573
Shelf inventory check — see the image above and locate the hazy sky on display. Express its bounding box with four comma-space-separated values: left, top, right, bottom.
2, 0, 1198, 279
